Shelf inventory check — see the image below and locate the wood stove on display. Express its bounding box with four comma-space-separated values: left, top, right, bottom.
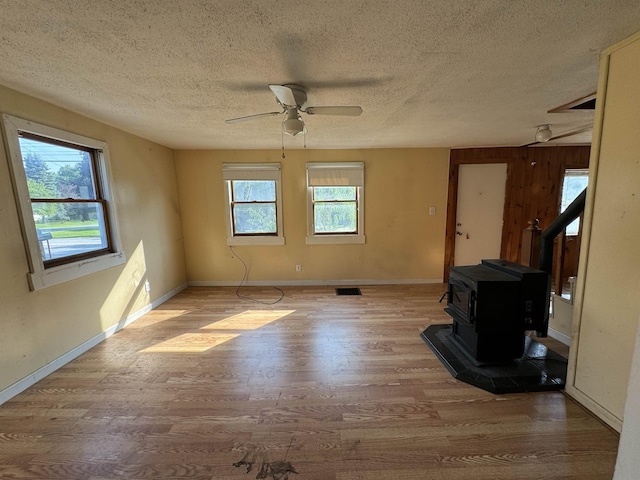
445, 259, 550, 363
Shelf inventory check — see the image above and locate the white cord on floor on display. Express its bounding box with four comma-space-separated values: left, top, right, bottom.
229, 245, 284, 305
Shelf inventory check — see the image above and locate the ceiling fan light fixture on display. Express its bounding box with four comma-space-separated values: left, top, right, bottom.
535, 124, 553, 142
282, 110, 305, 137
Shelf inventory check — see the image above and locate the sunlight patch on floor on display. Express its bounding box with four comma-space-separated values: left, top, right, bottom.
138, 309, 295, 353
201, 310, 295, 330
127, 309, 190, 329
139, 332, 240, 353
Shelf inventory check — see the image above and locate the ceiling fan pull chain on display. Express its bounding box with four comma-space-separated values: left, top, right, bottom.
281, 128, 286, 159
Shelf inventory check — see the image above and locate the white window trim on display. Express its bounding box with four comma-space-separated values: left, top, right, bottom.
2, 114, 125, 291
222, 163, 285, 246
306, 162, 365, 245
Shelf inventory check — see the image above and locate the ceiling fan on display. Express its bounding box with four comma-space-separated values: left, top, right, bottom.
522, 124, 593, 147
225, 84, 363, 136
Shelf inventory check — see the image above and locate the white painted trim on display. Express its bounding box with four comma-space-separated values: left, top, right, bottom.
547, 327, 571, 346
1, 114, 126, 291
227, 236, 285, 246
0, 282, 187, 406
564, 35, 629, 434
222, 165, 285, 246
305, 234, 365, 245
189, 278, 443, 287
306, 185, 365, 243
564, 384, 623, 432
565, 41, 610, 400
28, 252, 126, 290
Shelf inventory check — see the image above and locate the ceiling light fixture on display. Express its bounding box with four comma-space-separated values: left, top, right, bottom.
282, 108, 305, 137
535, 124, 553, 143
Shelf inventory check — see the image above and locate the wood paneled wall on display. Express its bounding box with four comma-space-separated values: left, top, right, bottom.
444, 146, 591, 280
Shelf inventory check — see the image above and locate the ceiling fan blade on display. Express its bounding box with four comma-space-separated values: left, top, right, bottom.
225, 111, 282, 124
269, 84, 298, 106
304, 106, 363, 116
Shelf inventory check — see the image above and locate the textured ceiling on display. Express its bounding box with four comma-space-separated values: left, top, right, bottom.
1, 1, 640, 150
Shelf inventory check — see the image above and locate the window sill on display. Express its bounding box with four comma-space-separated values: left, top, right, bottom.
28, 251, 126, 291
227, 236, 285, 246
306, 234, 365, 245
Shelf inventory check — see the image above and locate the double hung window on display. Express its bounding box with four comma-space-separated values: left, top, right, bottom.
222, 163, 284, 245
306, 162, 365, 244
2, 114, 124, 290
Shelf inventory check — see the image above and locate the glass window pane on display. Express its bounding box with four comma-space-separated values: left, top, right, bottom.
19, 137, 96, 199
233, 203, 277, 234
19, 137, 96, 200
32, 202, 109, 261
565, 220, 580, 236
232, 181, 276, 202
314, 202, 357, 233
561, 170, 589, 236
314, 186, 356, 201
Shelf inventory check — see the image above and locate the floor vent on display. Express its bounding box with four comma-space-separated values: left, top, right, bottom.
335, 287, 362, 296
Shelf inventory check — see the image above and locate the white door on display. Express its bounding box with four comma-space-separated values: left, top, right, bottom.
454, 163, 508, 266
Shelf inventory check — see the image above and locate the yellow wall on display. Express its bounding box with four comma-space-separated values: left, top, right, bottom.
175, 148, 450, 284
0, 85, 187, 392
567, 33, 640, 430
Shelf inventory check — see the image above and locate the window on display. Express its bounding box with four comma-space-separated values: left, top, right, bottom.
560, 169, 589, 236
313, 186, 358, 234
2, 114, 124, 290
222, 163, 284, 245
231, 180, 277, 235
306, 162, 365, 244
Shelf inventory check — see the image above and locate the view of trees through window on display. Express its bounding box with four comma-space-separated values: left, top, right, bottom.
231, 180, 277, 235
18, 135, 108, 261
561, 169, 589, 236
313, 186, 357, 234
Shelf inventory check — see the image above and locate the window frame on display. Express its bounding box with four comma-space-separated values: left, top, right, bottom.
2, 114, 125, 291
311, 186, 359, 235
222, 163, 285, 246
230, 179, 278, 236
306, 162, 365, 245
19, 131, 115, 268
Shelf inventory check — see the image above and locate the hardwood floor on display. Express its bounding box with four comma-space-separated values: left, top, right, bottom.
0, 285, 619, 479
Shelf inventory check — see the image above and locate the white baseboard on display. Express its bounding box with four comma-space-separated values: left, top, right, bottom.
189, 278, 444, 287
547, 327, 572, 346
564, 384, 622, 433
0, 282, 188, 406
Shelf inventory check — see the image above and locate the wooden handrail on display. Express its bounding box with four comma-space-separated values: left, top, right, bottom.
539, 189, 587, 274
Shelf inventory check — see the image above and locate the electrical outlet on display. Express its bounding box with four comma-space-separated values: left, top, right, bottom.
144, 280, 151, 292
429, 206, 436, 215
296, 265, 302, 272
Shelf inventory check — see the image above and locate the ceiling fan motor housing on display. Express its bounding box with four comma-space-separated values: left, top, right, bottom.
281, 84, 307, 107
